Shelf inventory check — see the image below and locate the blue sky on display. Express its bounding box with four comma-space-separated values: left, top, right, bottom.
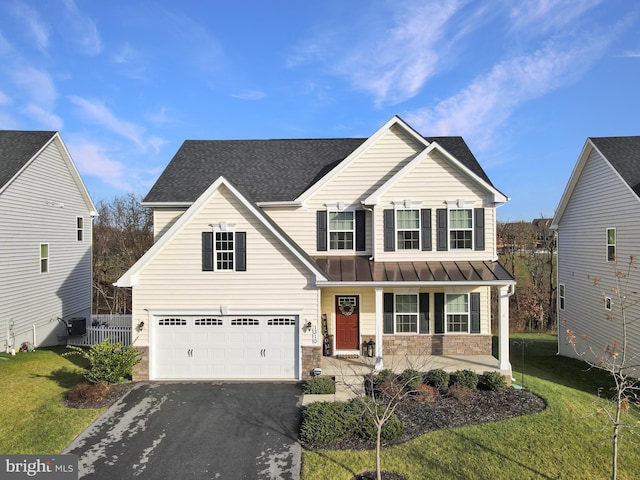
1, 0, 638, 220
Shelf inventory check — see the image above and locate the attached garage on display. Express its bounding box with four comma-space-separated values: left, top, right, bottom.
150, 314, 299, 380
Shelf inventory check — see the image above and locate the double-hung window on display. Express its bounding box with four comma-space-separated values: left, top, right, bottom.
76, 217, 84, 241
395, 294, 418, 332
202, 229, 246, 272
215, 231, 234, 270
449, 209, 473, 249
558, 284, 565, 311
396, 209, 420, 250
329, 211, 354, 250
607, 228, 616, 261
446, 293, 469, 332
40, 243, 49, 273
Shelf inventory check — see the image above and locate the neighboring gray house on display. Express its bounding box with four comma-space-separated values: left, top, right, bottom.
552, 136, 640, 364
0, 131, 96, 351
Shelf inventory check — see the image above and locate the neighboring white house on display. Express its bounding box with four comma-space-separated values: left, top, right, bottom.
552, 136, 640, 364
117, 116, 515, 381
0, 131, 97, 351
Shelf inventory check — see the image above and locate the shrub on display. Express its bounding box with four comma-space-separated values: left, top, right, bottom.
303, 376, 336, 394
399, 368, 423, 391
63, 339, 141, 384
448, 383, 473, 404
299, 401, 348, 445
451, 369, 479, 390
346, 398, 405, 442
374, 369, 397, 385
479, 371, 507, 391
67, 382, 109, 405
414, 384, 439, 403
424, 368, 450, 391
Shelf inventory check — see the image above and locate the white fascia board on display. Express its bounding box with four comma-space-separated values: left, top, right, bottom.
256, 201, 302, 208
295, 116, 429, 203
116, 176, 327, 287
317, 280, 516, 288
141, 201, 194, 208
551, 139, 593, 230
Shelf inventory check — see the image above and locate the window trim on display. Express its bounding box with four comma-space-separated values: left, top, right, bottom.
559, 284, 565, 311
328, 210, 355, 251
394, 293, 419, 333
448, 208, 474, 250
40, 243, 49, 274
76, 217, 84, 241
445, 293, 470, 333
215, 230, 235, 271
606, 227, 616, 262
395, 208, 420, 250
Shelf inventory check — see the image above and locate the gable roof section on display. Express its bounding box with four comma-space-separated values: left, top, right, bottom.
552, 136, 640, 229
117, 176, 328, 287
143, 116, 496, 205
0, 130, 56, 191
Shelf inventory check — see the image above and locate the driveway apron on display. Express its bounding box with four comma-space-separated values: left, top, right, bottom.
64, 382, 303, 480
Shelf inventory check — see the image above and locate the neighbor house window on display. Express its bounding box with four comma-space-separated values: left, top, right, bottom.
559, 284, 565, 311
215, 232, 234, 270
446, 293, 469, 332
449, 209, 473, 249
605, 296, 612, 311
329, 211, 354, 250
76, 217, 84, 241
607, 228, 616, 261
40, 244, 49, 273
396, 209, 420, 250
395, 294, 418, 333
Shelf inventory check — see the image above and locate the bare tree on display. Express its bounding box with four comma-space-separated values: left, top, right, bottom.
93, 193, 153, 314
565, 256, 640, 480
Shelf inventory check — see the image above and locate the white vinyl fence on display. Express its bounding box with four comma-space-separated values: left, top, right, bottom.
66, 315, 132, 347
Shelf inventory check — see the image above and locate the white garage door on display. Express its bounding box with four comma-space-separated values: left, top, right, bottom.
152, 315, 299, 380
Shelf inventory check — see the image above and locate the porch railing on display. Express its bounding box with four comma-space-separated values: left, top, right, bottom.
66, 315, 132, 347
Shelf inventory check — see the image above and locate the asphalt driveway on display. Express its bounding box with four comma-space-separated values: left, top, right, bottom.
64, 382, 303, 479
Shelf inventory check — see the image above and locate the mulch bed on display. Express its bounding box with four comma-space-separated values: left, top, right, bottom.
306, 388, 546, 451
65, 382, 135, 409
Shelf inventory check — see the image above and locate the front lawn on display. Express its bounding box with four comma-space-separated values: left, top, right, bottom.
301, 334, 640, 479
0, 346, 105, 454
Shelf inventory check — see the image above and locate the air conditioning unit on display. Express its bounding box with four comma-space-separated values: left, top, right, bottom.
68, 317, 87, 336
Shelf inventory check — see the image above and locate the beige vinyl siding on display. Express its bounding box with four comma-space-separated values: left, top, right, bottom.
153, 207, 187, 240
132, 185, 319, 348
0, 139, 93, 349
264, 125, 422, 255
376, 149, 496, 261
557, 148, 640, 362
320, 286, 491, 337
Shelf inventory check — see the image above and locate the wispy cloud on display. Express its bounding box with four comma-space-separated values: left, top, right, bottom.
66, 137, 132, 191
0, 91, 11, 106
11, 1, 48, 52
231, 90, 266, 101
11, 65, 57, 108
68, 96, 147, 150
405, 34, 611, 150
620, 50, 640, 58
62, 0, 102, 54
23, 103, 63, 130
510, 0, 603, 32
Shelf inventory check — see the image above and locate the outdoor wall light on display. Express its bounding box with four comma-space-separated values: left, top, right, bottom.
138, 321, 145, 329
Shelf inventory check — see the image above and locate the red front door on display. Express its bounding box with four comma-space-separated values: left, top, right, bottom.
335, 296, 359, 350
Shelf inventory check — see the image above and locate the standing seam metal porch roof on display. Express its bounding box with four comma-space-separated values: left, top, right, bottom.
313, 256, 514, 284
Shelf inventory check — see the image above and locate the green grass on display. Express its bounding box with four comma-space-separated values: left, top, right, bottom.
0, 346, 105, 454
301, 334, 640, 479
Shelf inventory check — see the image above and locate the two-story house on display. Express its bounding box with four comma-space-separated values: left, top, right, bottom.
116, 116, 515, 381
552, 136, 640, 365
1, 131, 96, 351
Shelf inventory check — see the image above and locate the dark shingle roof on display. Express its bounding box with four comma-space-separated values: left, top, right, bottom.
144, 136, 492, 204
590, 137, 640, 197
0, 130, 55, 190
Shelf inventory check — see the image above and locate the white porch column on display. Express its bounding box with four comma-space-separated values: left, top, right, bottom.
498, 285, 512, 375
375, 287, 384, 370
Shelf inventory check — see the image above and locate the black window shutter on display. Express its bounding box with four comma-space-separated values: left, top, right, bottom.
421, 208, 432, 251
383, 292, 394, 334
419, 292, 429, 333
474, 208, 485, 251
434, 293, 445, 334
470, 292, 481, 333
356, 210, 366, 251
317, 210, 327, 251
202, 232, 213, 271
235, 232, 246, 271
436, 209, 448, 251
383, 209, 395, 252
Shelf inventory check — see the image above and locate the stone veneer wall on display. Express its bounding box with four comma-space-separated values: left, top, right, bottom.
301, 346, 322, 380
132, 346, 149, 381
382, 335, 492, 356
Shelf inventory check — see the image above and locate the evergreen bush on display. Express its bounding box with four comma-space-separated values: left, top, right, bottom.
64, 338, 140, 384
